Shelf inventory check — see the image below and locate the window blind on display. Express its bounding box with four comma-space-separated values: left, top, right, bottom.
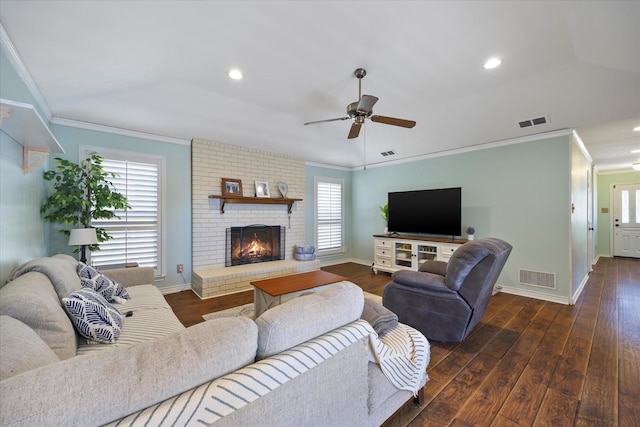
316, 180, 343, 252
91, 158, 159, 270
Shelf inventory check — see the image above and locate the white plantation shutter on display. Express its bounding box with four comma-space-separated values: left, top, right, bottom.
315, 178, 344, 254
85, 148, 163, 275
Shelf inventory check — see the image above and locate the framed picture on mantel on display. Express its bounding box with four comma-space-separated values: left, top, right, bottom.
255, 180, 270, 198
221, 178, 243, 197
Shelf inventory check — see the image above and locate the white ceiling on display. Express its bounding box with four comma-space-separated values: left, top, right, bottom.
1, 1, 639, 171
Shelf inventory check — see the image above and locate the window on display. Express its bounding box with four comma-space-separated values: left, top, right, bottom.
83, 147, 164, 275
315, 177, 344, 255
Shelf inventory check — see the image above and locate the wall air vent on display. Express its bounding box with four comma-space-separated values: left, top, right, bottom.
519, 269, 557, 289
380, 150, 397, 157
518, 115, 549, 129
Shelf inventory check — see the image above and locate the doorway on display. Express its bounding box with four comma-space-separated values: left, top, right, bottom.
613, 183, 640, 258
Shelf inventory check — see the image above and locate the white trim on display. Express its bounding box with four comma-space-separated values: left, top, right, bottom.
305, 161, 352, 171
314, 176, 345, 256
53, 117, 190, 146
497, 285, 571, 305
307, 129, 573, 171
571, 273, 590, 305
81, 145, 167, 277
0, 24, 52, 120
571, 130, 593, 165
159, 282, 192, 295
596, 166, 640, 174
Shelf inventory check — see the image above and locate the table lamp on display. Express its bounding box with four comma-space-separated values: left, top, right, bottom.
68, 228, 98, 264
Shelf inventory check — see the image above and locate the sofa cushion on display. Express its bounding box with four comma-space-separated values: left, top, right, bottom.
5, 254, 81, 300
78, 262, 130, 303
361, 298, 398, 336
0, 271, 77, 359
0, 317, 258, 427
76, 284, 185, 355
0, 315, 60, 380
63, 288, 123, 344
255, 281, 364, 359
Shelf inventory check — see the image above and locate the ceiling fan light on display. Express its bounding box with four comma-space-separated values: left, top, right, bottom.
484, 57, 502, 69
228, 69, 243, 80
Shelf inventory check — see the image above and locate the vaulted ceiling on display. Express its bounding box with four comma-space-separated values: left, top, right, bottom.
1, 1, 638, 171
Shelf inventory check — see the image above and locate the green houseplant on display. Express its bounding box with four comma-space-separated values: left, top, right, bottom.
379, 203, 389, 232
41, 154, 130, 251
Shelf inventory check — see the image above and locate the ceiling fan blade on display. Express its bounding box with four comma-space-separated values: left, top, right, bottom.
348, 122, 362, 139
370, 115, 416, 128
304, 117, 350, 125
356, 95, 378, 113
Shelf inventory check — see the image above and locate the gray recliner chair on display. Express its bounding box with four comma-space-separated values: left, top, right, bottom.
382, 238, 512, 343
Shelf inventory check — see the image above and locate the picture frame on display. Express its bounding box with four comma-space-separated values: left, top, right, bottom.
221, 178, 243, 197
255, 180, 270, 198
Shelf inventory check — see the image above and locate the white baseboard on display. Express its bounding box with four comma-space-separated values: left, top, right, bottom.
496, 285, 571, 305
571, 273, 590, 304
160, 283, 192, 295
317, 257, 371, 268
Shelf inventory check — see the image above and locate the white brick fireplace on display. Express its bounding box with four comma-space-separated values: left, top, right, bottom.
191, 139, 317, 298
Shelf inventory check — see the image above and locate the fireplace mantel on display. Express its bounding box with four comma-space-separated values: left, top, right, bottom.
208, 195, 302, 214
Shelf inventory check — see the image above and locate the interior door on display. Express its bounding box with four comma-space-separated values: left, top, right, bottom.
587, 170, 594, 269
613, 183, 640, 258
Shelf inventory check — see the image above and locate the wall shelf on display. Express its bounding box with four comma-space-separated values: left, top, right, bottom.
0, 98, 64, 173
208, 195, 302, 214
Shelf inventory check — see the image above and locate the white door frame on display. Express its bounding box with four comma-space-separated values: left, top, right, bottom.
611, 182, 640, 258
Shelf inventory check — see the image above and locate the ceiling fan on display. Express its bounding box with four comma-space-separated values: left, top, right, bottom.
304, 68, 416, 139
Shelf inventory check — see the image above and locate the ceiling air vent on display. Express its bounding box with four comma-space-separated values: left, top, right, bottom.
518, 115, 549, 129
519, 269, 556, 289
380, 150, 397, 157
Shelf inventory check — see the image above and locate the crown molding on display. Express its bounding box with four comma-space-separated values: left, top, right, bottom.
345, 129, 574, 171
51, 117, 191, 146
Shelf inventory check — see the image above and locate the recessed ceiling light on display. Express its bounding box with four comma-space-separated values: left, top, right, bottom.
484, 57, 502, 69
228, 69, 243, 80
632, 149, 640, 154
634, 126, 640, 132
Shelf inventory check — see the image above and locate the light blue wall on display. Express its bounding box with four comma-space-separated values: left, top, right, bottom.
304, 165, 353, 264
0, 47, 50, 283
595, 171, 640, 257
349, 135, 573, 299
49, 124, 192, 290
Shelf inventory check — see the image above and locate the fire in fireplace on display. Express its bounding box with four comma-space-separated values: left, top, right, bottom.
226, 225, 285, 267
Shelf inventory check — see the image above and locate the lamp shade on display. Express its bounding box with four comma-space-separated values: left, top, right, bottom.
68, 228, 98, 246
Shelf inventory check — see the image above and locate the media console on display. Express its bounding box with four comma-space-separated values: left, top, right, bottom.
372, 234, 466, 274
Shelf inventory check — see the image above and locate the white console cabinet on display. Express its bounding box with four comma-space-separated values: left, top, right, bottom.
372, 234, 465, 274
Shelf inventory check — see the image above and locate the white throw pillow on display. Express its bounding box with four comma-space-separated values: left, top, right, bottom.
63, 288, 123, 344
77, 262, 130, 303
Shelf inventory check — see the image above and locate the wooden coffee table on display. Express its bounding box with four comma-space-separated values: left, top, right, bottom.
251, 270, 346, 318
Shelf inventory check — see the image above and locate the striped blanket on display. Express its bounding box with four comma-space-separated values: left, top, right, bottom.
105, 320, 429, 426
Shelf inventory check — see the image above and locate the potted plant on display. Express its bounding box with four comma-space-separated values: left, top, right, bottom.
466, 226, 476, 240
41, 154, 130, 252
379, 203, 389, 233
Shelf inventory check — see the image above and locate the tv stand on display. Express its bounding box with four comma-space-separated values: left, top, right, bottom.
372, 234, 466, 274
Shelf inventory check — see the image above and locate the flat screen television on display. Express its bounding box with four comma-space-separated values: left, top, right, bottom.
387, 187, 462, 237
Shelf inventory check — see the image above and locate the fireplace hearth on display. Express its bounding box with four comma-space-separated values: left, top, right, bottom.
226, 225, 285, 267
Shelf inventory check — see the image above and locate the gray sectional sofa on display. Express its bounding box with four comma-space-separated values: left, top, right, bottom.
0, 255, 429, 426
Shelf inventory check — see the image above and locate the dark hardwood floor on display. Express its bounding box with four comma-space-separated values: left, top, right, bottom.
164, 257, 640, 426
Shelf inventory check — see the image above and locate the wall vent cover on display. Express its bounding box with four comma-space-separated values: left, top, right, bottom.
518, 269, 557, 289
380, 150, 397, 157
518, 115, 549, 129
